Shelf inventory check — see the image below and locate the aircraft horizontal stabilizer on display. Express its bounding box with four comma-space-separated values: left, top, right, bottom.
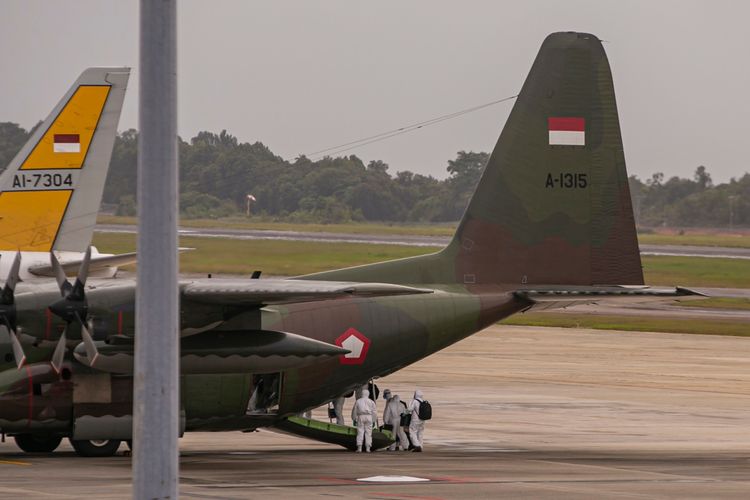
182, 279, 433, 306
28, 252, 138, 277
73, 329, 349, 374
513, 286, 706, 311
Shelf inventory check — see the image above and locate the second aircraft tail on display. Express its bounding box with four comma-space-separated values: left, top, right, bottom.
0, 67, 130, 252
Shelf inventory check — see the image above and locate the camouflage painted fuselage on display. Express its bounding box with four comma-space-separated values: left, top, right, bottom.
0, 281, 524, 436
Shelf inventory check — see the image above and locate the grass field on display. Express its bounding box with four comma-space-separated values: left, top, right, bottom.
640, 255, 750, 288
501, 313, 750, 337
93, 232, 438, 276
92, 232, 750, 287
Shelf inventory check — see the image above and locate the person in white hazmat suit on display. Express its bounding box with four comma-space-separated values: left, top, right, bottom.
383, 394, 408, 451
351, 389, 377, 452
409, 389, 426, 452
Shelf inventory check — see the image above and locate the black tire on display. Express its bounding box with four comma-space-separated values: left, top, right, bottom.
14, 434, 62, 453
69, 438, 121, 457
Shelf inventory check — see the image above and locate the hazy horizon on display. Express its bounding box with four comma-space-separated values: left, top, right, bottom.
1, 1, 748, 182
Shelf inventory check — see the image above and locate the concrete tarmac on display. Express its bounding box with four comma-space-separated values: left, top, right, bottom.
563, 300, 750, 321
1, 325, 749, 498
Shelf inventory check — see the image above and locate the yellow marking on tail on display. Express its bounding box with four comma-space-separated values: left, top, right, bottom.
21, 85, 110, 170
0, 191, 72, 251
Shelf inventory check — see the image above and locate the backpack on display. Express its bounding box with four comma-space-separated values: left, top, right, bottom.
417, 399, 432, 421
400, 412, 411, 427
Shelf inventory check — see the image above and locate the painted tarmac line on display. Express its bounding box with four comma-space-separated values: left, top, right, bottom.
368, 493, 446, 500
358, 475, 431, 482
0, 459, 31, 466
527, 458, 710, 481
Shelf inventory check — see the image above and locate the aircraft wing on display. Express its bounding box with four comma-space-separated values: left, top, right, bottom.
182, 279, 433, 306
28, 252, 138, 277
513, 285, 705, 311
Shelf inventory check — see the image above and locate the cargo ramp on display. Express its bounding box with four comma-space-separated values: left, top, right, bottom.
272, 416, 394, 451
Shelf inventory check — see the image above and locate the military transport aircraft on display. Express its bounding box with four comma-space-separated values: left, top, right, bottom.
0, 67, 135, 281
0, 32, 699, 457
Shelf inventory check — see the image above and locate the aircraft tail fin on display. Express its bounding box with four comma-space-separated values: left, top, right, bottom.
304, 32, 642, 286
448, 31, 642, 286
0, 68, 130, 252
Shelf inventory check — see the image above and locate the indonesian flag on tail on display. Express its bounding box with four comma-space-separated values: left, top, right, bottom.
53, 134, 81, 153
548, 117, 585, 146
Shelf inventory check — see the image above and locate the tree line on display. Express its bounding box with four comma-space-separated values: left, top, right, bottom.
0, 122, 747, 227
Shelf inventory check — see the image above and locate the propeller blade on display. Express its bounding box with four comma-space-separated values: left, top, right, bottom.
1, 252, 21, 305
69, 246, 91, 301
50, 329, 67, 374
9, 328, 26, 369
0, 254, 20, 333
50, 252, 72, 297
79, 321, 99, 367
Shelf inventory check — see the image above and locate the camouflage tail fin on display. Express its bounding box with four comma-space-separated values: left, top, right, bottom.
0, 68, 130, 252
450, 31, 642, 286
304, 32, 642, 286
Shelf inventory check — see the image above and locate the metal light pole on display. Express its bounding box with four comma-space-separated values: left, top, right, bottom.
133, 1, 179, 498
729, 195, 738, 231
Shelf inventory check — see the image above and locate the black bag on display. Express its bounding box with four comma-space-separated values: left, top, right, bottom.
381, 424, 393, 431
417, 400, 432, 421
400, 412, 411, 427
327, 406, 337, 419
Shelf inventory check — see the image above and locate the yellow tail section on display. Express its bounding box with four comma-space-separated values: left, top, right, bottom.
21, 86, 110, 170
0, 68, 128, 252
0, 191, 72, 251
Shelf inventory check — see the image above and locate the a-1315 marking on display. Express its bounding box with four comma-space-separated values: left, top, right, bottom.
545, 172, 588, 189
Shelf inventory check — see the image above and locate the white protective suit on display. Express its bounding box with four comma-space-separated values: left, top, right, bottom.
351, 389, 377, 452
383, 394, 408, 451
409, 389, 426, 450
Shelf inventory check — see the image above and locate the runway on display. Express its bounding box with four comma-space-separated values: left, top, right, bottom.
2, 325, 749, 499
562, 300, 750, 321
96, 223, 750, 259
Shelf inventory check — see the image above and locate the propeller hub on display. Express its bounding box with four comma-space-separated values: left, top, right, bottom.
48, 300, 88, 324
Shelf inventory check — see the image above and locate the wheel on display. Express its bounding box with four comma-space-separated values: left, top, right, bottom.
14, 434, 63, 453
69, 438, 121, 457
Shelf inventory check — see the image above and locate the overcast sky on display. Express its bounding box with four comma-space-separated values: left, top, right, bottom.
1, 1, 748, 182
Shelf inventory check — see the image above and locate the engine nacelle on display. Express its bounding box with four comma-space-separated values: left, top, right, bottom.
0, 362, 73, 432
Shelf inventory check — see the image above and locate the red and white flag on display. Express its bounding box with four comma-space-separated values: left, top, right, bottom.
53, 134, 81, 153
548, 117, 585, 146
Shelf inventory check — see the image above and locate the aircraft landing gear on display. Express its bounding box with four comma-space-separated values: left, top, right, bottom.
14, 434, 63, 453
69, 438, 121, 457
